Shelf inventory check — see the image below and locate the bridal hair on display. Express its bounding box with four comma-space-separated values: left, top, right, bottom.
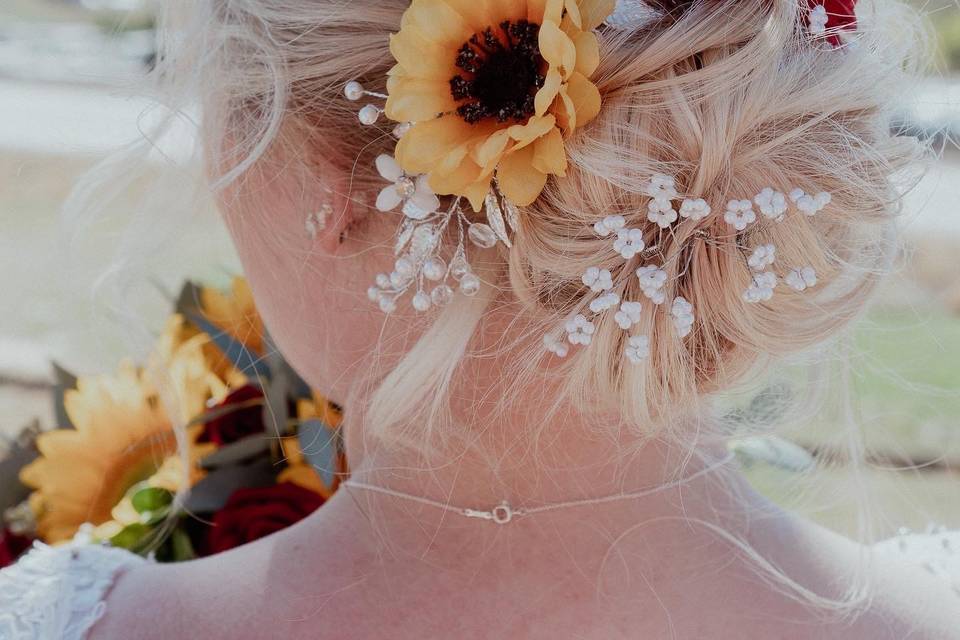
64, 0, 929, 612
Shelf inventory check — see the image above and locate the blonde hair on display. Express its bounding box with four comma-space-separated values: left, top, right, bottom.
68, 0, 930, 598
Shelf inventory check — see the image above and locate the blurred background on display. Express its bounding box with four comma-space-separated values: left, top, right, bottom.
0, 0, 958, 537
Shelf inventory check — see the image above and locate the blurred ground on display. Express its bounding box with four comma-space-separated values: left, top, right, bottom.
0, 0, 958, 539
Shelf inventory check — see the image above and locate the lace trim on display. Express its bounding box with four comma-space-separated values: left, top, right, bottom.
0, 540, 146, 640
874, 526, 960, 597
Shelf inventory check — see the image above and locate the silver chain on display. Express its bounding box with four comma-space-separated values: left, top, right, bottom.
342, 452, 735, 525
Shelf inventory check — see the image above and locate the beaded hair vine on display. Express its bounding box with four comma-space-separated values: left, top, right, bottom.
341, 0, 858, 359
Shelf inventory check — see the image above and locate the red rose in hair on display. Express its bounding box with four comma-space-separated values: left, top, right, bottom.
198, 384, 265, 445
0, 529, 32, 569
207, 483, 324, 553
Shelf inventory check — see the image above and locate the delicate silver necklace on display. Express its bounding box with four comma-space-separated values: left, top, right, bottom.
342, 452, 735, 525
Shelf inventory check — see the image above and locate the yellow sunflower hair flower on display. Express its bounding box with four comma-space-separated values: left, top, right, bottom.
386, 0, 615, 211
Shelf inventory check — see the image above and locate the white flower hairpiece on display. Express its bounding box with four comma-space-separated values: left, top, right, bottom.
542, 174, 830, 363
724, 199, 757, 231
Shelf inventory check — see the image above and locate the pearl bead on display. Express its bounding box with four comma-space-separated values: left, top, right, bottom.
459, 273, 481, 296
392, 122, 412, 138
375, 273, 391, 289
422, 257, 446, 281
343, 81, 365, 101
367, 286, 381, 302
358, 105, 380, 125
431, 284, 454, 307
412, 291, 432, 312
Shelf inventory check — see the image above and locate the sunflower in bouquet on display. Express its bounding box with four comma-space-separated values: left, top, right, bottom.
7, 277, 345, 563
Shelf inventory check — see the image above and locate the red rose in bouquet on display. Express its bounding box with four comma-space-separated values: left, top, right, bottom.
198, 384, 265, 445
0, 529, 33, 569
207, 483, 324, 554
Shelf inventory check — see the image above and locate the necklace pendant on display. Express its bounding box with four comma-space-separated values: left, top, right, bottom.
462, 500, 516, 524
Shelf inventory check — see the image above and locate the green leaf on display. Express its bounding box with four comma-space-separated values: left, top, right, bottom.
170, 527, 196, 562
110, 523, 152, 552
131, 486, 174, 514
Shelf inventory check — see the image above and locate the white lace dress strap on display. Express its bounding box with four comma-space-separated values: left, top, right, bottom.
0, 540, 146, 640
873, 527, 960, 598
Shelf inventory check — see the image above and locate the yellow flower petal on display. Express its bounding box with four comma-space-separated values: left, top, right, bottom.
446, 0, 497, 30
535, 68, 563, 117
389, 32, 457, 81
564, 71, 602, 129
470, 129, 511, 169
541, 0, 565, 23
564, 0, 583, 28
578, 0, 617, 31
401, 0, 473, 47
385, 78, 458, 122
395, 117, 478, 174
573, 31, 600, 77
507, 114, 557, 148
498, 144, 549, 206
538, 20, 577, 79
532, 127, 567, 176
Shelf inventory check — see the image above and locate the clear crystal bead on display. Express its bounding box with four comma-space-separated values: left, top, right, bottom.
394, 176, 416, 199
468, 223, 497, 249
410, 225, 438, 258
394, 256, 415, 277
459, 273, 481, 296
431, 284, 454, 307
450, 255, 471, 281
392, 122, 412, 138
422, 257, 446, 281
412, 291, 432, 312
389, 270, 412, 288
378, 295, 397, 313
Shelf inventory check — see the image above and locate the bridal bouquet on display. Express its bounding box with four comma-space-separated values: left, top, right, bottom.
0, 278, 345, 565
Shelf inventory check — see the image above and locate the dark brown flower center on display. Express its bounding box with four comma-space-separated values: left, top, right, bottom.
450, 20, 545, 124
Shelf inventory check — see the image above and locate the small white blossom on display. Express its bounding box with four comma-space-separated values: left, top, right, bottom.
614, 301, 643, 330
747, 244, 777, 271
644, 174, 678, 202
671, 296, 695, 338
375, 154, 440, 219
544, 334, 569, 358
593, 215, 626, 237
647, 198, 678, 229
724, 199, 756, 231
590, 291, 621, 313
625, 335, 650, 364
565, 314, 596, 346
789, 188, 831, 216
754, 188, 788, 221
636, 265, 668, 305
784, 266, 818, 291
809, 4, 828, 35
679, 198, 711, 221
743, 271, 778, 303
613, 228, 645, 259
582, 266, 614, 292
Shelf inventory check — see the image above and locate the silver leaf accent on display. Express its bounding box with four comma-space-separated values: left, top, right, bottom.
395, 218, 415, 255
503, 197, 520, 234
484, 191, 512, 248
